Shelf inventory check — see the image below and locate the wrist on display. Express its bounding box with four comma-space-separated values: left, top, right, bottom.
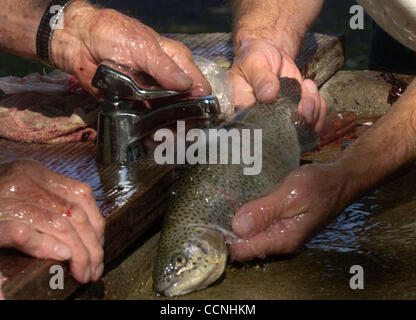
233, 26, 303, 60
335, 83, 416, 199
333, 154, 377, 207
51, 0, 97, 73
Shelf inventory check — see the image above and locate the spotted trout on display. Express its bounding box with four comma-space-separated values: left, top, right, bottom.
153, 78, 318, 296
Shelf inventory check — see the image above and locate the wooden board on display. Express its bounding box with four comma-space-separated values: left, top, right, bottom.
0, 32, 344, 299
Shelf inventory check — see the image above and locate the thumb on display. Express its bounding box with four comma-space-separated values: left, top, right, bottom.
239, 57, 280, 103
234, 42, 282, 103
160, 38, 212, 96
253, 71, 280, 103
232, 191, 283, 238
134, 46, 193, 92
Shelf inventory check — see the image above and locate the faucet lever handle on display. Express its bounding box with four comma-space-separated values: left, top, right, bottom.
92, 60, 186, 101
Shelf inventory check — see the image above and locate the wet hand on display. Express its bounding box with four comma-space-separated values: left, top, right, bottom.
0, 160, 105, 283
230, 164, 349, 261
230, 39, 327, 132
52, 6, 211, 97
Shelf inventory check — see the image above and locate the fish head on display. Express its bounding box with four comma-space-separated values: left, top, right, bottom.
153, 226, 228, 297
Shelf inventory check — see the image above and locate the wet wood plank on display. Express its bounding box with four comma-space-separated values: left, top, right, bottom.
0, 32, 344, 299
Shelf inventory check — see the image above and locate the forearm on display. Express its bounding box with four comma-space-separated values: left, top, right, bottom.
337, 79, 416, 203
0, 0, 95, 66
231, 0, 324, 59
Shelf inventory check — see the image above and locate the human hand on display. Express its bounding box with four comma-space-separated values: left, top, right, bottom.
52, 3, 211, 97
230, 163, 351, 261
230, 39, 327, 132
0, 160, 105, 283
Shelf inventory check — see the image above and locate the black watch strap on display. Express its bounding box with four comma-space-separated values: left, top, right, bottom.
36, 0, 76, 66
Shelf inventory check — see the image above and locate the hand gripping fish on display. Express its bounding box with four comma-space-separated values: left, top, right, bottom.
153, 78, 318, 297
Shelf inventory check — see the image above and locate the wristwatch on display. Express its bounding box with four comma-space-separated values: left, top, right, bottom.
36, 0, 76, 66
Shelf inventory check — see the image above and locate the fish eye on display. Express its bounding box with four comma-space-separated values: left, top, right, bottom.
172, 254, 187, 268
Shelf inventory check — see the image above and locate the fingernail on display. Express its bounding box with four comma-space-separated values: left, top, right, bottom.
54, 244, 72, 260
95, 263, 104, 280
84, 267, 92, 283
300, 97, 315, 123
258, 83, 274, 100
234, 212, 255, 236
304, 80, 318, 94
172, 72, 192, 87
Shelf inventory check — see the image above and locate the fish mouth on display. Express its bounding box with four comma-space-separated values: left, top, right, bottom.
155, 272, 206, 297
156, 259, 227, 297
154, 226, 229, 296
154, 263, 205, 297
158, 278, 195, 297
156, 281, 176, 296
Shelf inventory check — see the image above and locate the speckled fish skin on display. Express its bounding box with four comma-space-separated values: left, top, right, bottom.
153, 78, 317, 297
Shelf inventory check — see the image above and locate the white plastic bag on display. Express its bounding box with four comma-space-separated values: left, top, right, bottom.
193, 55, 234, 115
0, 72, 84, 95
0, 57, 234, 113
